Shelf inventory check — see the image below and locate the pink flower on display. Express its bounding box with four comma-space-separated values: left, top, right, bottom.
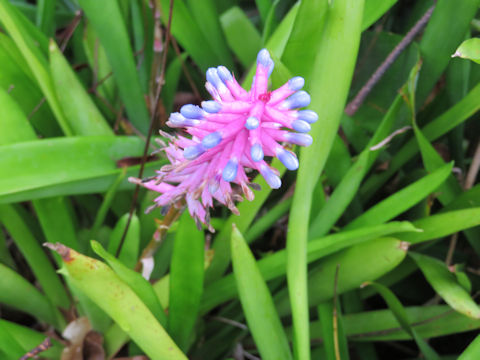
130, 49, 317, 227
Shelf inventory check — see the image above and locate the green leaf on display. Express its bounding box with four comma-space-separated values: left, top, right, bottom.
0, 136, 165, 203
453, 38, 480, 64
458, 334, 480, 360
202, 222, 417, 314
286, 2, 365, 358
0, 204, 70, 313
347, 162, 453, 229
168, 211, 205, 351
410, 253, 480, 319
231, 225, 292, 360
365, 282, 439, 360
0, 263, 61, 327
48, 243, 187, 359
49, 40, 113, 136
396, 208, 480, 244
220, 6, 262, 68
78, 0, 150, 134
0, 0, 73, 135
361, 0, 397, 30
91, 241, 167, 326
35, 0, 56, 35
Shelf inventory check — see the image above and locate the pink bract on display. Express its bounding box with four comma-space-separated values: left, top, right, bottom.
130, 49, 317, 227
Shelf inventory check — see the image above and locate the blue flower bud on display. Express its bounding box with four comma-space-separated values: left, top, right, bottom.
284, 133, 313, 147
288, 76, 305, 91
297, 110, 318, 123
206, 68, 222, 88
283, 91, 311, 109
202, 100, 222, 113
217, 66, 233, 82
202, 131, 222, 149
222, 159, 238, 182
184, 144, 204, 160
169, 112, 199, 127
245, 116, 260, 130
180, 104, 204, 119
250, 143, 264, 162
277, 149, 299, 170
257, 49, 271, 68
292, 120, 311, 133
261, 166, 281, 189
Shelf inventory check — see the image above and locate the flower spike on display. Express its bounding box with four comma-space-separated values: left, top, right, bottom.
130, 48, 316, 226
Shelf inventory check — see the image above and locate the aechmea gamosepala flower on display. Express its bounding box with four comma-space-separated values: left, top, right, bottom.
130, 49, 317, 228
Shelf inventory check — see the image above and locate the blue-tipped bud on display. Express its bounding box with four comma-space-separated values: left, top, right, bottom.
206, 68, 222, 88
284, 133, 313, 147
245, 116, 260, 130
292, 120, 311, 133
184, 144, 204, 160
257, 49, 271, 68
180, 104, 204, 119
283, 91, 311, 109
202, 131, 222, 149
250, 143, 264, 162
261, 166, 282, 189
217, 66, 233, 82
169, 112, 199, 127
277, 149, 299, 170
222, 159, 238, 182
297, 110, 318, 123
288, 76, 305, 91
202, 100, 222, 113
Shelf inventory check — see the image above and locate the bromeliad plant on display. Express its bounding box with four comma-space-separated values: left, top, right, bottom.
1, 1, 480, 360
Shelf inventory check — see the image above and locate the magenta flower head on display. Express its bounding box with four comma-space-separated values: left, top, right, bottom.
130, 49, 317, 228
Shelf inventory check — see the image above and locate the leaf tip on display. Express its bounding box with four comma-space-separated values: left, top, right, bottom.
43, 242, 74, 262
398, 241, 410, 252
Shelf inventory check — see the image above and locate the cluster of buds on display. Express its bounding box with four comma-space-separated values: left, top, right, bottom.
130, 49, 317, 228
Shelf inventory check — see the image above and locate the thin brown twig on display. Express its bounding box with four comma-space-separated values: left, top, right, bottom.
59, 10, 83, 52
19, 337, 52, 360
117, 0, 176, 258
345, 5, 436, 116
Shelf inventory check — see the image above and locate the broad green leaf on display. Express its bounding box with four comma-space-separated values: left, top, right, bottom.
202, 222, 417, 314
220, 6, 262, 68
47, 243, 187, 360
168, 211, 205, 351
0, 319, 62, 359
282, 0, 328, 80
0, 321, 28, 360
78, 0, 150, 134
0, 204, 70, 313
453, 38, 480, 64
91, 241, 167, 326
0, 136, 165, 203
286, 2, 364, 357
277, 237, 408, 317
36, 0, 56, 35
0, 87, 36, 144
0, 263, 61, 327
410, 253, 480, 319
346, 162, 453, 229
459, 335, 480, 360
231, 225, 292, 360
49, 40, 113, 136
397, 208, 480, 244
